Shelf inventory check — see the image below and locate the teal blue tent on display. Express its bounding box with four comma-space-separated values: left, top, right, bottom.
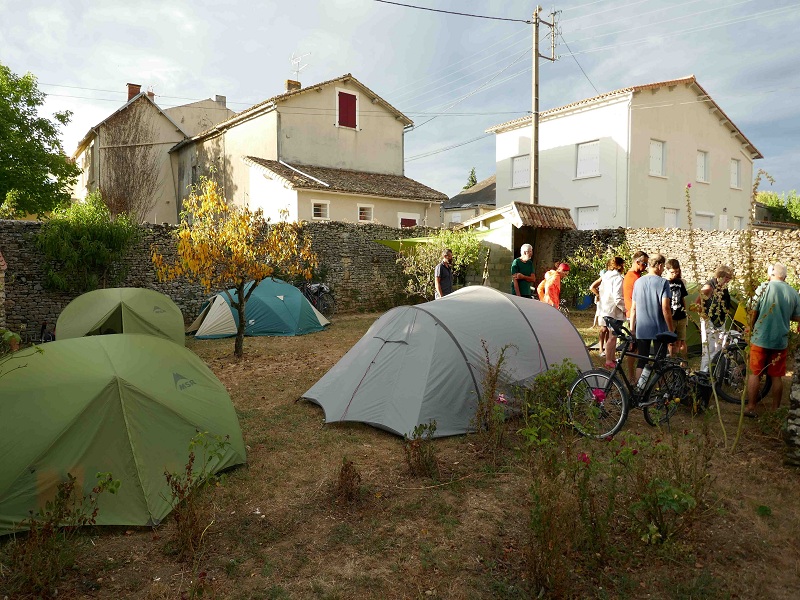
188, 278, 329, 339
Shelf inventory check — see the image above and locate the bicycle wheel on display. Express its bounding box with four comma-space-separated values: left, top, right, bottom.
316, 292, 336, 318
711, 344, 771, 404
643, 365, 687, 426
567, 369, 629, 439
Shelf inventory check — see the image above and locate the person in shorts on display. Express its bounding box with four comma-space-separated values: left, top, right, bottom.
745, 263, 800, 416
665, 258, 688, 361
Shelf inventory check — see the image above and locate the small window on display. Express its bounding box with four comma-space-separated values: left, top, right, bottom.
450, 213, 462, 224
649, 140, 665, 176
719, 214, 729, 230
511, 155, 530, 188
576, 141, 600, 178
312, 201, 329, 220
730, 159, 741, 188
664, 208, 678, 228
696, 151, 709, 182
734, 216, 743, 229
338, 91, 358, 128
576, 205, 599, 230
398, 212, 420, 228
695, 212, 714, 230
358, 205, 373, 223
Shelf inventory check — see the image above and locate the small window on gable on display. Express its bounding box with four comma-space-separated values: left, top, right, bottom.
649, 140, 665, 176
338, 91, 358, 128
358, 205, 373, 223
312, 201, 329, 220
664, 208, 678, 228
576, 141, 600, 178
730, 159, 741, 188
511, 155, 530, 189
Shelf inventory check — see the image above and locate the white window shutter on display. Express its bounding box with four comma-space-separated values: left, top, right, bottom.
649, 140, 664, 176
512, 155, 530, 188
664, 208, 678, 228
576, 141, 600, 177
730, 159, 740, 188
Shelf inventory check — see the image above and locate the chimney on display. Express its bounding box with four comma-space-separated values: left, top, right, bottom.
127, 82, 142, 101
215, 94, 227, 107
285, 80, 301, 93
146, 88, 155, 101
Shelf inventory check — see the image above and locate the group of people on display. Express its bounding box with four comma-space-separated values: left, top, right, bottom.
434, 244, 571, 309
589, 251, 800, 418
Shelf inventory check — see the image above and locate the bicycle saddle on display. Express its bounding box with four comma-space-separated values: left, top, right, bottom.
656, 331, 678, 344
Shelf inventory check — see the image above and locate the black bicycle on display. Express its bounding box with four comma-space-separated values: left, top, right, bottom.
297, 281, 336, 318
709, 318, 771, 404
566, 317, 687, 438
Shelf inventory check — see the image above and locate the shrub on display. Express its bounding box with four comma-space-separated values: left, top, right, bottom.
518, 359, 578, 449
472, 341, 515, 462
404, 421, 439, 478
0, 472, 119, 598
334, 457, 362, 505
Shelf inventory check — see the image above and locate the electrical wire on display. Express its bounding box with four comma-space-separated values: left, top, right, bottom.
373, 0, 530, 23
558, 33, 599, 95
405, 134, 493, 162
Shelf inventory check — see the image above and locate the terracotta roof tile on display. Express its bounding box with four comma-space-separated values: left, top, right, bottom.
458, 201, 575, 230
245, 158, 448, 203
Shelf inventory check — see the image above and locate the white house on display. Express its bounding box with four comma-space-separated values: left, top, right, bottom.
170, 74, 447, 227
487, 76, 762, 230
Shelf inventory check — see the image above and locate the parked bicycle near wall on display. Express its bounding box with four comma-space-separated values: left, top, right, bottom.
566, 317, 687, 438
297, 281, 336, 318
709, 317, 771, 404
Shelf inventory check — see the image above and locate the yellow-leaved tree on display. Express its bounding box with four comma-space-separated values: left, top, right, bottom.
152, 177, 317, 358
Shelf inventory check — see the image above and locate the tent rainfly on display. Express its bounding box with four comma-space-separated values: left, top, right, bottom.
188, 278, 329, 339
0, 334, 246, 535
303, 285, 592, 438
56, 287, 185, 346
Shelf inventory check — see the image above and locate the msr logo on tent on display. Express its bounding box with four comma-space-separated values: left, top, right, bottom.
173, 372, 197, 391
153, 305, 166, 314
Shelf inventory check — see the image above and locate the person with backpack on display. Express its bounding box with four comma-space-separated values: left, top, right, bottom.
537, 263, 569, 308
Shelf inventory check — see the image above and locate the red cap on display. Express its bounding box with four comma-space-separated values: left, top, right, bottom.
558, 263, 570, 271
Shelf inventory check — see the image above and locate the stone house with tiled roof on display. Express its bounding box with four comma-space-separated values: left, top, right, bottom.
170, 74, 447, 227
72, 83, 234, 224
487, 76, 761, 230
442, 174, 496, 227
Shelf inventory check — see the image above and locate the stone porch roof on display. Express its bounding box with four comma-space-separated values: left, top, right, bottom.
244, 158, 448, 203
458, 201, 576, 230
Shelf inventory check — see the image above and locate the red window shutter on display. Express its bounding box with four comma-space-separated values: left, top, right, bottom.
400, 218, 417, 228
338, 92, 357, 128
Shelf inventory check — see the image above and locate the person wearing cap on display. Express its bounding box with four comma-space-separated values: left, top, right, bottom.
537, 263, 569, 308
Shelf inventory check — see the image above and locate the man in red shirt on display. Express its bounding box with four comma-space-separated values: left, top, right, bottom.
621, 251, 648, 378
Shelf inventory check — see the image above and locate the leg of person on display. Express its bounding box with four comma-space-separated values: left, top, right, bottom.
746, 345, 769, 415
699, 318, 711, 372
599, 326, 608, 354
766, 348, 788, 410
604, 333, 617, 369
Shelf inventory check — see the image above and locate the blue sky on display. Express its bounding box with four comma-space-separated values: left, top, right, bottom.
2, 0, 798, 200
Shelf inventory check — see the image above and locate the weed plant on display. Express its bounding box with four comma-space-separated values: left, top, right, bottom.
403, 421, 439, 478
334, 457, 362, 504
0, 472, 119, 598
472, 341, 515, 463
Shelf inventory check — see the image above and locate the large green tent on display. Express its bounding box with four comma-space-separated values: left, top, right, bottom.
56, 287, 185, 346
0, 335, 245, 535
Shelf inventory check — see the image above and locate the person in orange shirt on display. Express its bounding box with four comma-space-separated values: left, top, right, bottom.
537, 263, 570, 308
622, 251, 648, 379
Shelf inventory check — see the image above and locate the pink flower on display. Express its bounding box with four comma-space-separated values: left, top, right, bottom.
578, 452, 591, 465
631, 449, 638, 455
591, 389, 606, 403
686, 182, 692, 188
496, 393, 507, 405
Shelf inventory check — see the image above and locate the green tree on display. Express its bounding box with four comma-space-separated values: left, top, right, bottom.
757, 190, 800, 224
0, 63, 80, 216
36, 191, 140, 293
397, 228, 484, 300
463, 167, 478, 190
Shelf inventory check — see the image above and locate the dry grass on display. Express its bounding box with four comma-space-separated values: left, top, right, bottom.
5, 310, 800, 599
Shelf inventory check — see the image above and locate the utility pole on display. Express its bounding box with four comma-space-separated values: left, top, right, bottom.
531, 6, 558, 205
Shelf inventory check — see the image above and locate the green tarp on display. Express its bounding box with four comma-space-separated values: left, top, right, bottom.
0, 334, 246, 535
56, 287, 186, 346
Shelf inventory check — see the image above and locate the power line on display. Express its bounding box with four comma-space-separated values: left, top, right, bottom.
558, 33, 599, 95
405, 134, 493, 162
564, 0, 707, 33
373, 0, 530, 23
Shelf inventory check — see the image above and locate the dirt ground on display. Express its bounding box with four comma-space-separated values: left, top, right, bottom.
3, 310, 800, 599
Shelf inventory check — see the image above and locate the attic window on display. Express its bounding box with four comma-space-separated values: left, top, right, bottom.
337, 90, 358, 129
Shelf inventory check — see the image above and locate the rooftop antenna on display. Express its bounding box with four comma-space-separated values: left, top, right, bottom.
290, 52, 311, 80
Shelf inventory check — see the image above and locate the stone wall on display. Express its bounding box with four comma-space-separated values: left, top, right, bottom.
558, 227, 800, 284
788, 356, 800, 467
0, 219, 432, 333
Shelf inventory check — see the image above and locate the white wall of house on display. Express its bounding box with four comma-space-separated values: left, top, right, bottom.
248, 171, 299, 222
164, 97, 234, 137
628, 84, 753, 229
296, 190, 441, 228
442, 206, 493, 228
278, 81, 406, 176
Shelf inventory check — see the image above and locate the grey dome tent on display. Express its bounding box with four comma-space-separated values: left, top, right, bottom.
303, 285, 592, 438
188, 278, 329, 339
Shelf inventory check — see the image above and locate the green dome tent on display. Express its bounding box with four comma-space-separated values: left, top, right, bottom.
303, 286, 593, 438
56, 287, 185, 346
188, 278, 329, 339
0, 335, 245, 535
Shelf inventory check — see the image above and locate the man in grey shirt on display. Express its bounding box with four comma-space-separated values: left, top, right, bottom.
434, 249, 453, 299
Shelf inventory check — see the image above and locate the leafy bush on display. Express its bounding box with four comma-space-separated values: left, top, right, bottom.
36, 191, 140, 293
404, 421, 439, 478
562, 237, 631, 306
0, 472, 119, 598
518, 359, 578, 449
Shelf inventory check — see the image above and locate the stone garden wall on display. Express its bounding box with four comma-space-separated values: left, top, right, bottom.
0, 219, 433, 334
